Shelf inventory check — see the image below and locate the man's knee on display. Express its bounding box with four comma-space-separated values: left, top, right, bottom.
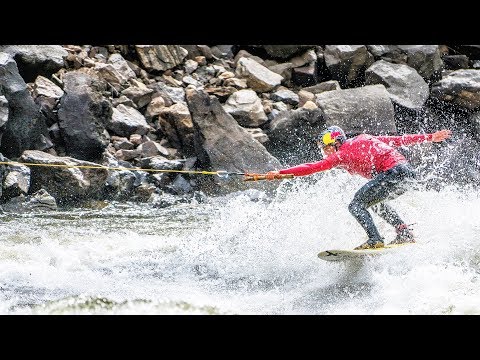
348, 200, 363, 216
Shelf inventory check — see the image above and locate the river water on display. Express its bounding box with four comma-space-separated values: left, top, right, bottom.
1, 170, 479, 314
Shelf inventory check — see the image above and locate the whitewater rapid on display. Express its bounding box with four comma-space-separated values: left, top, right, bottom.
1, 170, 479, 314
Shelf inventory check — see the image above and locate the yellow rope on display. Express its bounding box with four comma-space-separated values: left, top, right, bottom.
0, 161, 220, 175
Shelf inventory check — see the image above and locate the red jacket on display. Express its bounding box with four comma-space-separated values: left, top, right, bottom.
278, 133, 433, 179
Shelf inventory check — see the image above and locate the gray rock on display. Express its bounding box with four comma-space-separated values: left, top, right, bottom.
324, 45, 374, 87
20, 150, 108, 203
0, 45, 67, 82
0, 95, 8, 127
316, 84, 396, 135
430, 69, 480, 109
0, 52, 50, 158
365, 60, 429, 110
57, 71, 111, 161
398, 45, 443, 81
33, 75, 64, 99
108, 104, 151, 137
185, 88, 282, 193
270, 89, 299, 105
235, 57, 283, 92
2, 163, 30, 201
135, 45, 188, 72
223, 89, 268, 127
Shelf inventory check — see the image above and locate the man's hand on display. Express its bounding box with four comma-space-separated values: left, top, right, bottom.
432, 129, 452, 142
266, 171, 280, 180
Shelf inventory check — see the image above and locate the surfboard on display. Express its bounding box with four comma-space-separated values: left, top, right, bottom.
317, 242, 414, 262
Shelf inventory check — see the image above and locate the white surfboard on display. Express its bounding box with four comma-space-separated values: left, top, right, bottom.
317, 242, 414, 262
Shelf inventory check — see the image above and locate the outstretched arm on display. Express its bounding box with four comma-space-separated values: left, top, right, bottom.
265, 155, 340, 179
431, 129, 452, 142
376, 129, 452, 147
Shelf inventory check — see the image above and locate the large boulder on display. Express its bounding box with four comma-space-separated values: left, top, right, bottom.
57, 71, 112, 161
185, 88, 282, 193
223, 89, 268, 127
135, 45, 188, 72
430, 69, 480, 110
235, 58, 283, 92
267, 108, 326, 165
365, 60, 429, 110
0, 45, 67, 82
315, 84, 397, 135
20, 150, 108, 204
0, 53, 50, 158
324, 45, 374, 88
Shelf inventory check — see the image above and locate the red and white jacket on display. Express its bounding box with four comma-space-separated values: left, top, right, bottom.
278, 133, 433, 179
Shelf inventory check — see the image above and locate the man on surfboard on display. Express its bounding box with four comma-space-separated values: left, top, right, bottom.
264, 126, 452, 250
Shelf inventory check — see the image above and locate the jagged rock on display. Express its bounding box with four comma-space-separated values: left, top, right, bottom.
302, 80, 341, 94
210, 45, 235, 59
260, 45, 315, 59
145, 96, 166, 119
443, 55, 469, 70
137, 141, 170, 158
365, 60, 429, 110
223, 89, 268, 127
0, 53, 50, 158
398, 45, 444, 81
135, 45, 188, 72
108, 104, 151, 137
245, 128, 269, 143
272, 102, 289, 112
234, 50, 265, 66
112, 95, 136, 108
267, 63, 293, 81
147, 81, 186, 105
0, 45, 68, 82
204, 86, 238, 100
57, 70, 111, 161
302, 101, 317, 110
291, 63, 317, 86
430, 69, 480, 109
157, 103, 195, 155
297, 90, 315, 107
270, 88, 299, 105
112, 136, 134, 150
2, 188, 57, 213
182, 75, 200, 87
223, 77, 248, 89
114, 149, 140, 161
185, 88, 282, 193
366, 45, 407, 63
235, 57, 283, 92
184, 59, 199, 74
1, 163, 30, 201
94, 63, 129, 92
289, 49, 317, 68
324, 45, 374, 87
19, 150, 108, 203
449, 45, 480, 60
316, 84, 396, 134
0, 95, 8, 127
267, 108, 326, 164
107, 53, 136, 81
33, 75, 64, 99
121, 80, 154, 108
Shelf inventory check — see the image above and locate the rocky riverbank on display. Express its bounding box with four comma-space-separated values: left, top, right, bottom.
0, 45, 479, 211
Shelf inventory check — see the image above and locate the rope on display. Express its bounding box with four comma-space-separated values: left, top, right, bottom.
0, 161, 295, 181
0, 160, 220, 175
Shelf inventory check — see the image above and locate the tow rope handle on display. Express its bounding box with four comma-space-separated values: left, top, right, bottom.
243, 173, 295, 182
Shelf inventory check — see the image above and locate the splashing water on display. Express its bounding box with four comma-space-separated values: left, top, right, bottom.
1, 170, 480, 314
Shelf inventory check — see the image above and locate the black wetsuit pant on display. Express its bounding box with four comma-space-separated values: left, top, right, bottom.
348, 163, 416, 242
